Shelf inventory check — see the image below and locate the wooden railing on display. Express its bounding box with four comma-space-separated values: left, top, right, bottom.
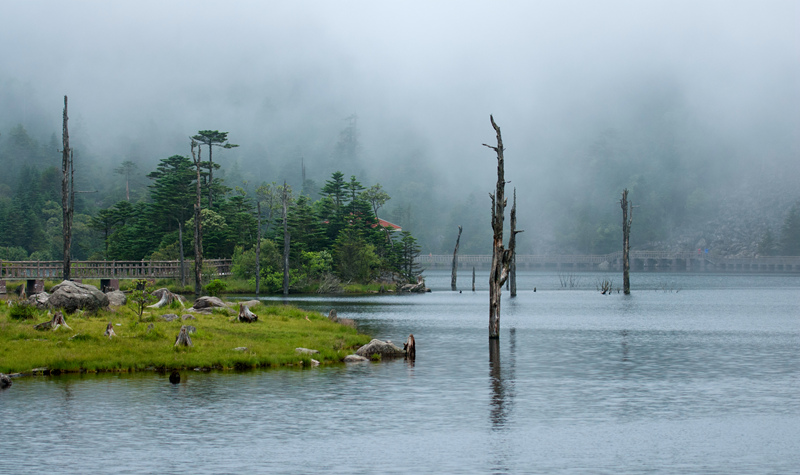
0, 259, 232, 280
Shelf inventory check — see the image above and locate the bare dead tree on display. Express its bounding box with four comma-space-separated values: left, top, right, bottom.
510, 188, 519, 298
472, 266, 476, 292
281, 181, 291, 296
621, 188, 633, 295
190, 140, 203, 298
451, 225, 462, 291
483, 115, 520, 339
61, 96, 75, 281
255, 199, 262, 295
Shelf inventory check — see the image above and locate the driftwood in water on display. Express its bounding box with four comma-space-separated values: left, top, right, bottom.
104, 322, 116, 339
34, 311, 72, 331
451, 225, 462, 291
404, 334, 416, 360
238, 304, 258, 323
174, 325, 193, 347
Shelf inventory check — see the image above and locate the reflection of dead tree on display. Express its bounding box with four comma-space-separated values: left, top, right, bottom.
451, 225, 462, 291
510, 189, 519, 298
484, 116, 522, 339
558, 273, 581, 288
472, 267, 476, 292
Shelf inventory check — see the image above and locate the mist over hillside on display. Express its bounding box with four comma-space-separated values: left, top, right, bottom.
1, 0, 798, 257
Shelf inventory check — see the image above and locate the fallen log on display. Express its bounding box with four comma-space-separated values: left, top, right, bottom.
34, 311, 72, 331
104, 322, 116, 339
148, 288, 184, 309
238, 304, 258, 323
174, 325, 193, 347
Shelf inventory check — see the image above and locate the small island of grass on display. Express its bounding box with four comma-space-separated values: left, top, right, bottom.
0, 296, 371, 376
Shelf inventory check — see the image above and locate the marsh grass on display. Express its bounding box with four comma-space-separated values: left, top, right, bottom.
0, 301, 370, 374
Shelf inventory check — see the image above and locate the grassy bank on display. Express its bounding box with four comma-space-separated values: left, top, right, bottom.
0, 300, 371, 375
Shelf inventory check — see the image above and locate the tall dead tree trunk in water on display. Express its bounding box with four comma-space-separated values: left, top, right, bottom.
483, 116, 520, 339
190, 141, 203, 298
472, 267, 476, 292
61, 96, 74, 281
281, 181, 290, 297
451, 225, 462, 291
510, 188, 518, 298
255, 199, 262, 295
620, 188, 633, 295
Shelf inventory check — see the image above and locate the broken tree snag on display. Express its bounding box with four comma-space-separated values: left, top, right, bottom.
404, 334, 416, 360
237, 304, 258, 323
472, 266, 476, 292
510, 188, 522, 298
620, 188, 633, 295
174, 325, 193, 347
483, 115, 517, 339
104, 322, 116, 339
62, 95, 74, 282
451, 225, 462, 291
34, 311, 72, 331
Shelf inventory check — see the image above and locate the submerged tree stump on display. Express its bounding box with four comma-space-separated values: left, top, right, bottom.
0, 373, 11, 389
238, 304, 258, 323
34, 311, 72, 331
104, 322, 116, 339
169, 371, 181, 384
404, 334, 416, 360
174, 325, 193, 347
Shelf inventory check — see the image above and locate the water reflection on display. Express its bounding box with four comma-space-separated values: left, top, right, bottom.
488, 329, 516, 431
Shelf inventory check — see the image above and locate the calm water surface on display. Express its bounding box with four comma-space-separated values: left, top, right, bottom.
1, 271, 799, 474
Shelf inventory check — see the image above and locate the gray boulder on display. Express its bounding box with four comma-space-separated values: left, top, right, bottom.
344, 354, 369, 363
160, 314, 180, 322
355, 339, 406, 358
47, 281, 109, 312
0, 373, 12, 389
26, 292, 50, 309
106, 290, 127, 306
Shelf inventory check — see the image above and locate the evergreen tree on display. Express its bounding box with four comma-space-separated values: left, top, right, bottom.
780, 202, 800, 256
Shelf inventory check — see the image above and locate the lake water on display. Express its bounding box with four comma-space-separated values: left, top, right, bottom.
1, 270, 799, 474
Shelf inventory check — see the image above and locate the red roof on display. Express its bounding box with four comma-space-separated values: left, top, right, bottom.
376, 218, 402, 231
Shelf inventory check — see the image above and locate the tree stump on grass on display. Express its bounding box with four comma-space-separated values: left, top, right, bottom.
34, 311, 72, 331
237, 304, 258, 323
104, 322, 116, 339
174, 325, 193, 347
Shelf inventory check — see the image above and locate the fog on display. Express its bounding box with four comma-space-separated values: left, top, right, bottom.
2, 0, 798, 255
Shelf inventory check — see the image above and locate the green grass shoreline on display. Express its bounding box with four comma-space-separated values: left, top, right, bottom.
0, 299, 372, 376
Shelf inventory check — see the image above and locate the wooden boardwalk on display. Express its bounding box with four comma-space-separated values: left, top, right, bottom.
418, 252, 800, 273
0, 259, 232, 294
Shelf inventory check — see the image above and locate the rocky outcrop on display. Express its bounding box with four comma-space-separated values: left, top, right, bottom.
397, 277, 429, 293
355, 339, 406, 358
47, 281, 109, 313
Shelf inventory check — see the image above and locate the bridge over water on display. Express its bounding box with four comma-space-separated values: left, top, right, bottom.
417, 252, 800, 273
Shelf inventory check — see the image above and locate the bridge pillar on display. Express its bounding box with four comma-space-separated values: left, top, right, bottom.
26, 279, 44, 295
100, 279, 119, 292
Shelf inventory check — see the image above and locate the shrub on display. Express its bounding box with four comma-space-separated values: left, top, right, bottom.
204, 279, 227, 297
9, 302, 38, 320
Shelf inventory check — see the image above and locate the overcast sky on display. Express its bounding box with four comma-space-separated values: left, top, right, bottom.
2, 0, 798, 205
